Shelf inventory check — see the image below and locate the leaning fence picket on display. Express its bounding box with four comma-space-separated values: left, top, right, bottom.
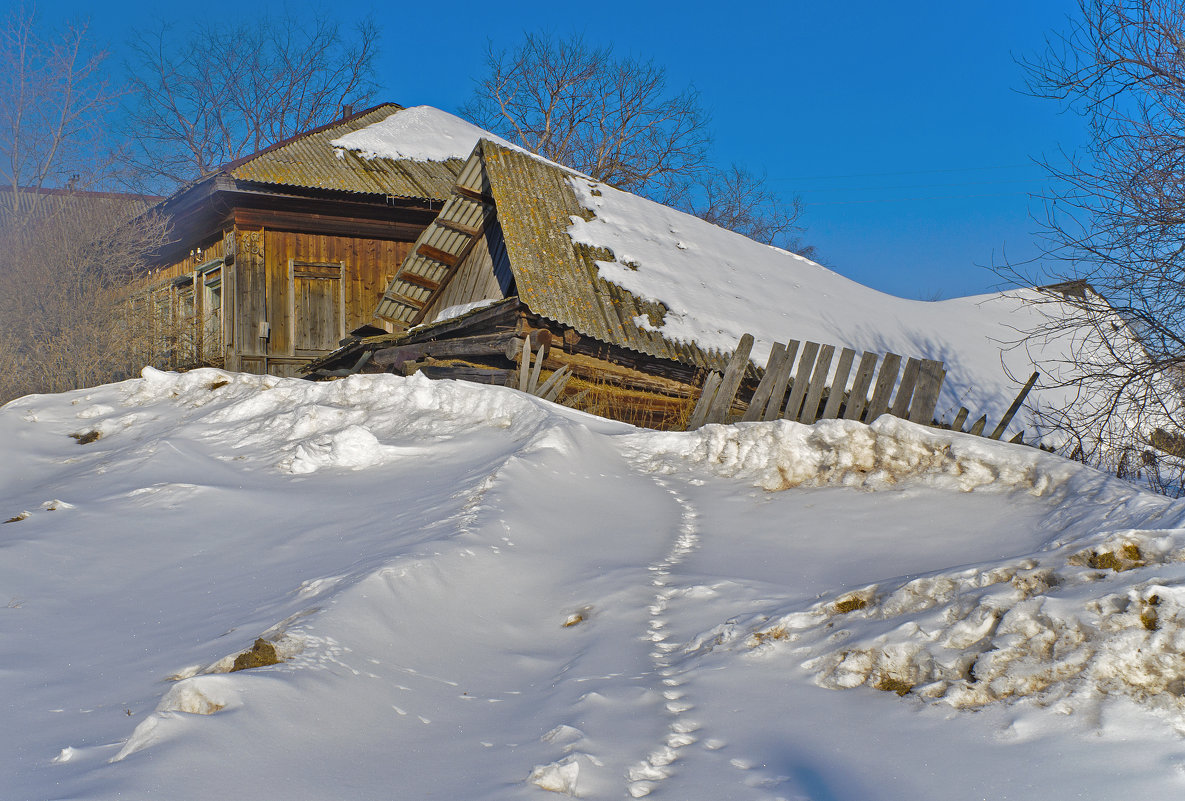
889, 358, 922, 419
844, 352, 879, 421
688, 371, 722, 430
742, 343, 787, 422
907, 361, 946, 424
799, 344, 836, 424
762, 340, 799, 421
865, 353, 901, 421
782, 341, 820, 421
822, 347, 857, 420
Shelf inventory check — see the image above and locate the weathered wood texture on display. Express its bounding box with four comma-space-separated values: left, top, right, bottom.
689, 335, 949, 431
418, 231, 506, 324
688, 371, 723, 430
741, 343, 788, 423
783, 341, 820, 421
821, 348, 856, 421
762, 340, 799, 422
145, 222, 420, 376
701, 334, 754, 425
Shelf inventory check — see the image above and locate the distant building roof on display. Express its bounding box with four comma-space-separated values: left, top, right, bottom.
0, 186, 161, 231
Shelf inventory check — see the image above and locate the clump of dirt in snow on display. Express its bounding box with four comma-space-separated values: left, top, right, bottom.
231, 638, 282, 671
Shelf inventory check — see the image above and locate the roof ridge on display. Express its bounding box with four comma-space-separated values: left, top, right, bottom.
219, 102, 404, 175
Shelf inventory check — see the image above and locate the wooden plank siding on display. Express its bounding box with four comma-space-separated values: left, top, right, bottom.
249, 228, 412, 374
138, 223, 417, 376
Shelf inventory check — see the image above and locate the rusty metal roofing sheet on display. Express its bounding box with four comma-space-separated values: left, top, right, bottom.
479, 141, 725, 370
227, 104, 463, 200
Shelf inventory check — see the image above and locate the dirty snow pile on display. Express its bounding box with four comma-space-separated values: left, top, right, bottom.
5, 369, 1185, 801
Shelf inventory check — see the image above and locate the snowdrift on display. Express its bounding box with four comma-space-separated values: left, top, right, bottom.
3, 369, 1185, 800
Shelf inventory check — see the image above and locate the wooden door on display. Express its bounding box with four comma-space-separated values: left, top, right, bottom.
291, 261, 344, 355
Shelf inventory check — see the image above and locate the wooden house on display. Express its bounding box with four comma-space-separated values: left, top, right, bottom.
144, 109, 959, 432
306, 138, 959, 431
143, 103, 465, 376
306, 139, 739, 427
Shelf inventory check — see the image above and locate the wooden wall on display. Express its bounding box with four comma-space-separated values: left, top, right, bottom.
240, 225, 412, 376
142, 217, 419, 377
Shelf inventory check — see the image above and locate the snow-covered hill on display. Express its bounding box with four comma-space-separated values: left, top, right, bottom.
4, 369, 1185, 800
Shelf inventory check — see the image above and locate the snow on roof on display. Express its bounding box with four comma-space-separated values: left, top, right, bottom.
560, 173, 1080, 429
330, 105, 517, 163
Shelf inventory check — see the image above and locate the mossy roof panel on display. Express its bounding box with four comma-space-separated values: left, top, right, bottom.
481, 141, 723, 369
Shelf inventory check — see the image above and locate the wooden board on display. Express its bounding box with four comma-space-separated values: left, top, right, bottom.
865, 352, 901, 422
989, 371, 1039, 440
688, 372, 723, 430
844, 351, 879, 421
821, 347, 856, 421
908, 360, 946, 424
704, 334, 755, 424
799, 344, 835, 424
371, 332, 521, 370
741, 343, 787, 423
783, 341, 820, 421
890, 357, 922, 418
762, 340, 799, 422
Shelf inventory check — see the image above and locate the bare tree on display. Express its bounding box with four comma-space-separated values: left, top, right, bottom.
122, 11, 379, 192
464, 33, 711, 203
1013, 0, 1185, 491
0, 193, 173, 403
0, 9, 175, 404
0, 7, 116, 203
692, 164, 814, 255
465, 32, 813, 255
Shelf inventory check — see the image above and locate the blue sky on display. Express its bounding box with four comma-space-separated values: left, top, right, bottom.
48, 0, 1085, 300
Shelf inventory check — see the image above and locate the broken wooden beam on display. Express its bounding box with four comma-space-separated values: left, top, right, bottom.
371, 331, 521, 371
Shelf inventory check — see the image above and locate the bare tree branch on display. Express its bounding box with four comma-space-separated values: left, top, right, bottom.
692, 164, 813, 255
463, 33, 711, 201
121, 11, 379, 192
0, 6, 117, 208
1005, 0, 1185, 492
464, 32, 814, 256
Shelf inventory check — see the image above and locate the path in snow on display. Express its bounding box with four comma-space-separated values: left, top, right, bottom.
626, 476, 705, 797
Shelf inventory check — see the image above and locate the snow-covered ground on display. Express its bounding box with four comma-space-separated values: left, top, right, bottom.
5, 369, 1185, 800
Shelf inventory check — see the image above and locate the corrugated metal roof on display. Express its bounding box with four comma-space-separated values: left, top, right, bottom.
227, 104, 463, 200
374, 190, 495, 323
480, 141, 726, 370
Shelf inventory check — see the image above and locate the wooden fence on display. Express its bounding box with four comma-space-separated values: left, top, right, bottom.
689, 334, 946, 430
689, 333, 1042, 446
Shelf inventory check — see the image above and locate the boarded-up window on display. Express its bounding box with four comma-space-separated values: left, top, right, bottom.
291, 261, 344, 355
